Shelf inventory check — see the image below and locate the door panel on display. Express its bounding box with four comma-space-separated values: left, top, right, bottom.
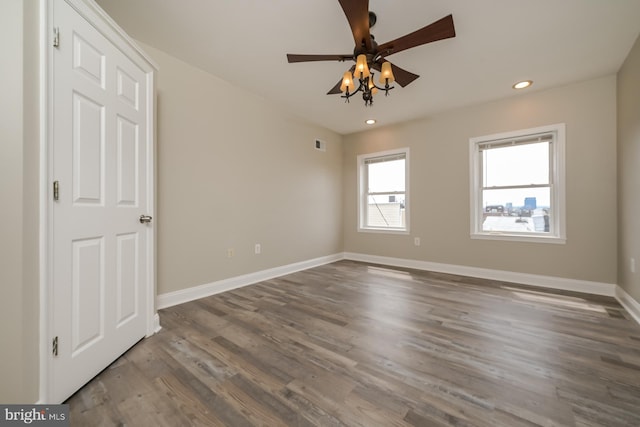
71, 237, 104, 355
72, 92, 104, 204
116, 232, 138, 326
72, 32, 105, 88
116, 67, 139, 110
116, 115, 138, 206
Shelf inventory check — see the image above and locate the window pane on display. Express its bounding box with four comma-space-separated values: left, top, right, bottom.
368, 159, 405, 193
482, 187, 551, 233
367, 194, 405, 228
483, 142, 549, 187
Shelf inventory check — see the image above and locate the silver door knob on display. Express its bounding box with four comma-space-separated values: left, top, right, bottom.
139, 215, 153, 224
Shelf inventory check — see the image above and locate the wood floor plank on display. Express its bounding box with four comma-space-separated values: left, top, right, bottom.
66, 260, 640, 426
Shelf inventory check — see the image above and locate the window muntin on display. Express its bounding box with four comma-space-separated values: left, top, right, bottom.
358, 149, 409, 233
470, 125, 565, 243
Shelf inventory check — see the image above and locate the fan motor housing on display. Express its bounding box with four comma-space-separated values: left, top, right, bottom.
354, 37, 378, 59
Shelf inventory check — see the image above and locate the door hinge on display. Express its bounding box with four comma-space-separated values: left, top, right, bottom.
53, 27, 60, 48
53, 181, 59, 201
52, 336, 58, 357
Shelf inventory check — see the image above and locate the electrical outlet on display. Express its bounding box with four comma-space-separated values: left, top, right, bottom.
227, 248, 234, 258
255, 243, 261, 255
414, 237, 421, 246
631, 258, 636, 273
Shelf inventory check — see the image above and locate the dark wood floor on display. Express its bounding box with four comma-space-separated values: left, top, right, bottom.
67, 260, 640, 426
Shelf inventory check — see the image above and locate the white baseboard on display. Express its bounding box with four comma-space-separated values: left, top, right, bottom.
615, 286, 640, 325
156, 253, 343, 309
343, 252, 617, 297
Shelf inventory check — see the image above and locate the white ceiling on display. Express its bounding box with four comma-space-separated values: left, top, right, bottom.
94, 0, 640, 135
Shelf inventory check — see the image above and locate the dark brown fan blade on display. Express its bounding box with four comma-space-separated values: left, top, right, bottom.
377, 14, 455, 58
287, 54, 353, 63
327, 65, 355, 94
372, 61, 419, 88
327, 79, 344, 95
338, 0, 372, 51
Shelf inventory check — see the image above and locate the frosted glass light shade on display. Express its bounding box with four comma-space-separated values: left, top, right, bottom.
367, 77, 378, 95
355, 54, 371, 79
379, 61, 395, 84
340, 71, 355, 93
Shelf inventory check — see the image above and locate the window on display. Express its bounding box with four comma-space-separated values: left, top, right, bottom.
358, 148, 409, 233
469, 124, 565, 243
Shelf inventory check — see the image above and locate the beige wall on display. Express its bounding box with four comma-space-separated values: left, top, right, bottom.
139, 43, 344, 295
618, 34, 640, 303
0, 0, 39, 404
0, 0, 25, 404
344, 76, 617, 284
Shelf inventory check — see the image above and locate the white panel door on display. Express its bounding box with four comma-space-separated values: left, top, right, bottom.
51, 0, 152, 403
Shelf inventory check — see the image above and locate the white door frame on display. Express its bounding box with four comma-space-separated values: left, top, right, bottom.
38, 0, 159, 403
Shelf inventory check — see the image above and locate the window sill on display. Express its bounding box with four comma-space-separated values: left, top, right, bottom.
471, 232, 566, 244
359, 227, 409, 235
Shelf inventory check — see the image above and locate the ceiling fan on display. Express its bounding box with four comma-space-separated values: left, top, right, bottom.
286, 0, 456, 106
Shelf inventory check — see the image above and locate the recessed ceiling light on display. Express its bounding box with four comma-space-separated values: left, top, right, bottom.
365, 119, 376, 125
513, 80, 533, 90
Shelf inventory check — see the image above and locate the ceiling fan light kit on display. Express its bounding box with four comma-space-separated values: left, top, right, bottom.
341, 54, 394, 106
286, 0, 456, 107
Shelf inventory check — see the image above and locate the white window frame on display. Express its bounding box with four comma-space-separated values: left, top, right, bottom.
357, 148, 410, 234
469, 124, 566, 244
